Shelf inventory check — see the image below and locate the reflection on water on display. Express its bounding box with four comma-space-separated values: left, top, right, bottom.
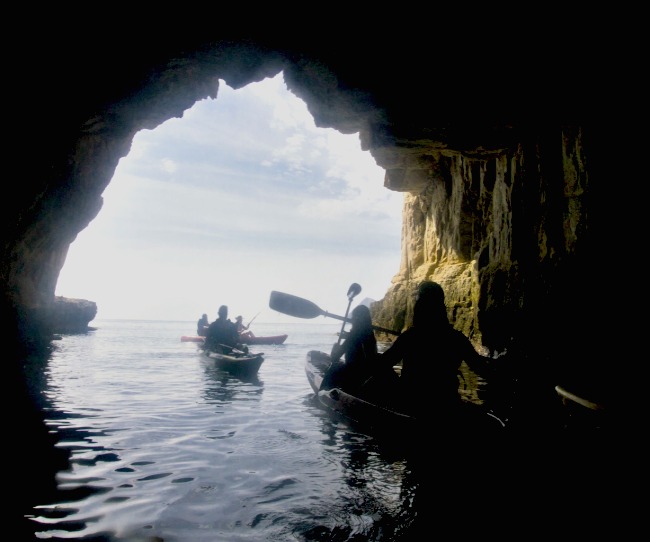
19, 320, 612, 541
201, 358, 265, 405
310, 413, 418, 541
23, 321, 425, 540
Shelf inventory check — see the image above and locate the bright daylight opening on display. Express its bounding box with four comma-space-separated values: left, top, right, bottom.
55, 72, 404, 323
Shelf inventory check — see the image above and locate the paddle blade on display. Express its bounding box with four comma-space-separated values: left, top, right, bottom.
269, 291, 324, 319
347, 283, 362, 300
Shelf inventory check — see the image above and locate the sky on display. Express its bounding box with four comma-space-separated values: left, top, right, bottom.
55, 72, 404, 324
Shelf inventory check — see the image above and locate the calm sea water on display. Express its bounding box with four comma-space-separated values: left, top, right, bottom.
22, 319, 612, 541
26, 320, 426, 541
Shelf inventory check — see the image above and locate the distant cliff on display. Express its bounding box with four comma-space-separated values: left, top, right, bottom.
50, 297, 97, 334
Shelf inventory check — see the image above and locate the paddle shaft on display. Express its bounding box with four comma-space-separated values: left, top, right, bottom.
338, 283, 361, 345
246, 312, 261, 328
269, 291, 400, 336
217, 343, 248, 355
321, 311, 398, 335
337, 302, 352, 346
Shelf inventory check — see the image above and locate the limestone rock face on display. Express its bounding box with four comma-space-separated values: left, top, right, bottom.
372, 128, 589, 354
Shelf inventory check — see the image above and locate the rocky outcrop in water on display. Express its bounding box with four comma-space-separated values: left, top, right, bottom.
50, 297, 97, 334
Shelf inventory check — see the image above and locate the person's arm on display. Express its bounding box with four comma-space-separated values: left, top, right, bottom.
459, 333, 496, 378
377, 333, 406, 368
330, 323, 358, 363
330, 342, 345, 363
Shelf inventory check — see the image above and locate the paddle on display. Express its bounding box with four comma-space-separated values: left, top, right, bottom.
269, 290, 400, 336
246, 312, 261, 329
217, 343, 250, 356
337, 283, 362, 345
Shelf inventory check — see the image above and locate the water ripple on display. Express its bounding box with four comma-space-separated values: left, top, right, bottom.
28, 321, 429, 541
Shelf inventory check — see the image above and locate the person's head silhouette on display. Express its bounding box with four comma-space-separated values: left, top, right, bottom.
350, 304, 373, 331
414, 281, 448, 327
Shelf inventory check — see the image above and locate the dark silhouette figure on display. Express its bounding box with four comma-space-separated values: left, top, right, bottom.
379, 281, 498, 429
204, 305, 243, 354
320, 304, 397, 398
234, 315, 255, 340
197, 313, 209, 337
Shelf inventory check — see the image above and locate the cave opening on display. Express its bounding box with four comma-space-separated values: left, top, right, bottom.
55, 72, 404, 323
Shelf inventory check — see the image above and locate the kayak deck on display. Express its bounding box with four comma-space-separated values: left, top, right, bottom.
305, 350, 416, 430
205, 351, 264, 376
305, 350, 506, 433
240, 334, 288, 345
183, 334, 288, 345
181, 335, 205, 343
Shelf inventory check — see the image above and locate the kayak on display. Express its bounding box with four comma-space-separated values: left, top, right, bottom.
240, 334, 288, 345
181, 335, 206, 343
305, 350, 416, 431
306, 350, 505, 433
205, 350, 264, 376
181, 334, 288, 345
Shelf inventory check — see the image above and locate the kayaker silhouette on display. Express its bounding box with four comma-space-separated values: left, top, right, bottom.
320, 304, 398, 399
204, 305, 246, 354
320, 304, 376, 393
197, 313, 209, 337
379, 280, 498, 428
235, 315, 255, 341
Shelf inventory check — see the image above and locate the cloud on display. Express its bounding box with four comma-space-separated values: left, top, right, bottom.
56, 73, 404, 321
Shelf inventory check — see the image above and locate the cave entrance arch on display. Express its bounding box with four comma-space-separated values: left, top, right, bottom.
55, 72, 404, 323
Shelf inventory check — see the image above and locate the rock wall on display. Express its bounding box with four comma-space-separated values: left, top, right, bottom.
50, 297, 97, 334
372, 127, 589, 355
